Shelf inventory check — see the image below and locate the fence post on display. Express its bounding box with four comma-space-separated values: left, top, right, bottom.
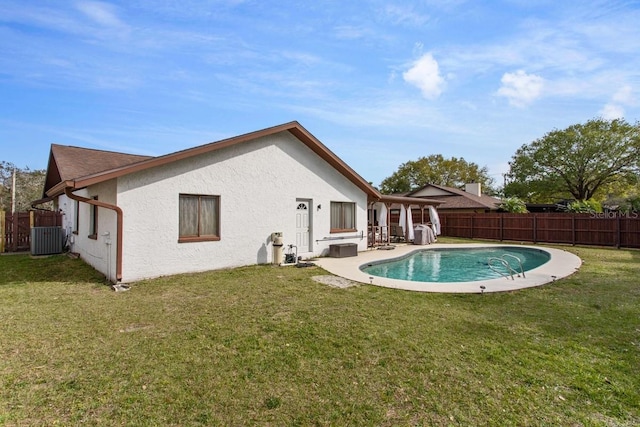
11, 212, 18, 252
500, 214, 503, 241
471, 214, 474, 239
616, 215, 621, 249
571, 215, 576, 246
533, 214, 537, 243
0, 211, 5, 253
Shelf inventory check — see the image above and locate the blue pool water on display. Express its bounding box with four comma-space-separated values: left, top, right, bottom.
361, 246, 551, 282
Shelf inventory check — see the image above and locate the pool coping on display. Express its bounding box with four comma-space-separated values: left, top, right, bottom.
313, 243, 582, 293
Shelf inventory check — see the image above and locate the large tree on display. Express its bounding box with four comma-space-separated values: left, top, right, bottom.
0, 162, 47, 212
380, 154, 494, 194
505, 118, 640, 202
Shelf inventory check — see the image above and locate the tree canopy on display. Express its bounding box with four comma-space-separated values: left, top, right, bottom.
505, 118, 640, 202
0, 162, 47, 212
379, 154, 494, 194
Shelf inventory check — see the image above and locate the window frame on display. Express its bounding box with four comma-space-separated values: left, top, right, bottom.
88, 196, 98, 239
178, 194, 221, 243
73, 199, 79, 235
330, 201, 357, 233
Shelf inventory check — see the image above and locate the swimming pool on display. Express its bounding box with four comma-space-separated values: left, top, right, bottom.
361, 246, 551, 282
313, 243, 582, 293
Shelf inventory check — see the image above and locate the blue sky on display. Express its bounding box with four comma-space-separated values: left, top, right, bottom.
1, 0, 639, 188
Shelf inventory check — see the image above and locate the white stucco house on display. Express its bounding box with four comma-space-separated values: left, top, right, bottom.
36, 121, 439, 284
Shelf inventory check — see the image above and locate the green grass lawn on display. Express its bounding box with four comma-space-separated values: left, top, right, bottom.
1, 241, 639, 426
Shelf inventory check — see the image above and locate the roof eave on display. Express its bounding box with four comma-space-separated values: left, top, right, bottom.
59, 121, 382, 199
375, 195, 443, 206
31, 196, 55, 207
46, 180, 75, 198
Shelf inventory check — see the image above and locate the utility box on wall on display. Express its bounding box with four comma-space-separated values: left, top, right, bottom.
329, 243, 357, 258
31, 227, 64, 256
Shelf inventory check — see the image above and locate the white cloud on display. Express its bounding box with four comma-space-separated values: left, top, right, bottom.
599, 103, 625, 120
612, 85, 635, 104
599, 85, 635, 120
497, 70, 544, 107
76, 1, 126, 29
382, 5, 430, 27
403, 53, 445, 100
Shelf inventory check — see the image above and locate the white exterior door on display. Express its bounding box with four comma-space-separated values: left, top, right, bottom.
295, 199, 311, 252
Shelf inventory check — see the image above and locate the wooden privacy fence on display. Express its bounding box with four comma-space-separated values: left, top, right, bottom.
439, 213, 640, 249
1, 211, 63, 253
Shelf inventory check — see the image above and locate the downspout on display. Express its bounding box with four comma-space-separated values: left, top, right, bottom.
64, 187, 123, 282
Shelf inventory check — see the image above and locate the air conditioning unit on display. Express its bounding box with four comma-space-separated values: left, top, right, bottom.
31, 227, 64, 256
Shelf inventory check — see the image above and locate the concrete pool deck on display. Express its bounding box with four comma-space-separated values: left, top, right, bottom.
313, 243, 582, 293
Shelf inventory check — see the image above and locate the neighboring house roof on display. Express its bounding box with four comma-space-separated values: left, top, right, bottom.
407, 183, 501, 210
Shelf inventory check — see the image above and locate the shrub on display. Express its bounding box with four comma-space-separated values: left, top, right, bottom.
500, 197, 528, 213
566, 199, 602, 213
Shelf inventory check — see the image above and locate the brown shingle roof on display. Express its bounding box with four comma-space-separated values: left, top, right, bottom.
43, 145, 152, 196
407, 183, 501, 210
433, 194, 498, 209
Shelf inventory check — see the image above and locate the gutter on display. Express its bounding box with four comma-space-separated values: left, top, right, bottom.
30, 196, 54, 208
64, 187, 124, 282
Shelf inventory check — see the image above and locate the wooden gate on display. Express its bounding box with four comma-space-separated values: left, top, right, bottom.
1, 211, 63, 253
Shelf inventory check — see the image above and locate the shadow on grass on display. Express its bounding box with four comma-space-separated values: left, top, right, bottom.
0, 253, 106, 286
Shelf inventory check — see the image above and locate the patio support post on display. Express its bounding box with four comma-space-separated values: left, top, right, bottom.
386, 203, 392, 245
